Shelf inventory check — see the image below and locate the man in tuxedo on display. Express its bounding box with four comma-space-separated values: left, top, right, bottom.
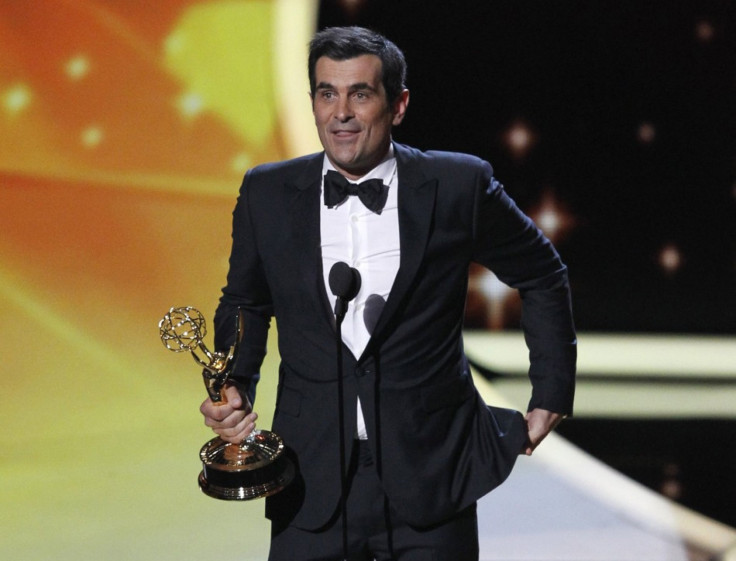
200, 26, 576, 561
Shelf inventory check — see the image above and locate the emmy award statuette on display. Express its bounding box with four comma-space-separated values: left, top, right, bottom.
158, 306, 294, 500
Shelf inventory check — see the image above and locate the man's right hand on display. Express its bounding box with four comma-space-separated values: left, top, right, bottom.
199, 384, 257, 444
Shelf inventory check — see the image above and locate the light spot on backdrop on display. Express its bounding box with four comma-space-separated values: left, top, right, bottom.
3, 83, 32, 115
176, 91, 205, 119
637, 122, 656, 144
502, 119, 538, 161
231, 152, 252, 174
65, 55, 91, 81
695, 19, 715, 43
527, 190, 576, 244
81, 125, 104, 148
658, 243, 683, 275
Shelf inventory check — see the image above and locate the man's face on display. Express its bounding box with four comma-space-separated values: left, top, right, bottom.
311, 54, 409, 180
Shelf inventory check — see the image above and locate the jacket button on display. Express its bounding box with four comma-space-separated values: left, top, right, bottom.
355, 366, 371, 377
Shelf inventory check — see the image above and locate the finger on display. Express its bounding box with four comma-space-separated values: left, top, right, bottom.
219, 415, 256, 439
229, 410, 257, 431
206, 408, 246, 430
219, 430, 248, 444
206, 408, 258, 432
200, 400, 235, 423
217, 415, 258, 444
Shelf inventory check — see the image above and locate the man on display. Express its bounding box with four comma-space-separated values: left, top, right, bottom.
201, 26, 576, 561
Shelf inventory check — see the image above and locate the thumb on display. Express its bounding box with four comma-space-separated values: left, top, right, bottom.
223, 384, 243, 408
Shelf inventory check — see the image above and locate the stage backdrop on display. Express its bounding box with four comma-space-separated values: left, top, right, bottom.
0, 2, 318, 560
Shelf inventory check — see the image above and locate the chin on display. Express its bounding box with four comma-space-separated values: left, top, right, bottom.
331, 156, 360, 171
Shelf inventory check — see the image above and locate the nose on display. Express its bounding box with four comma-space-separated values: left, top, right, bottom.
334, 96, 353, 122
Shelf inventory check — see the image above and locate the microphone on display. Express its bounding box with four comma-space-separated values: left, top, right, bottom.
329, 262, 361, 320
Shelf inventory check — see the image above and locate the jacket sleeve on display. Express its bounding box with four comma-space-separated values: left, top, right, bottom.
213, 170, 273, 406
470, 160, 576, 415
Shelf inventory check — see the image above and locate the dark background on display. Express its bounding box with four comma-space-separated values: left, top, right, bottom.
318, 0, 736, 528
319, 0, 736, 334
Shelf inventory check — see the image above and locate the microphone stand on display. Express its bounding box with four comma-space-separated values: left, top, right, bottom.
334, 301, 349, 561
329, 261, 360, 561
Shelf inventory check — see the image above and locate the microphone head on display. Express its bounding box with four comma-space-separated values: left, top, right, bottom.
329, 261, 361, 302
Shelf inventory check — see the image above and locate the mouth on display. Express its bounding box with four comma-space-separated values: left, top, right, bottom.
331, 129, 360, 139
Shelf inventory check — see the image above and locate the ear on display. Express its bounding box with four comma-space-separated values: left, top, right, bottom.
391, 89, 410, 126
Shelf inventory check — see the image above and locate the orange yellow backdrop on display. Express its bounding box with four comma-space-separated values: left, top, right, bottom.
1, 2, 318, 559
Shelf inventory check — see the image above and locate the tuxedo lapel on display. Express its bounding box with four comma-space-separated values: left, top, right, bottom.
364, 144, 437, 354
287, 153, 335, 328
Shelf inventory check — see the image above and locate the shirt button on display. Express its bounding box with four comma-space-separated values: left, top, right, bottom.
351, 215, 359, 223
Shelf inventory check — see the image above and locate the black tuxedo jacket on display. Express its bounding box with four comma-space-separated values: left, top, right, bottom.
213, 142, 576, 529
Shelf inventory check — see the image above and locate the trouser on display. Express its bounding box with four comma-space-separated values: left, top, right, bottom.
268, 440, 479, 561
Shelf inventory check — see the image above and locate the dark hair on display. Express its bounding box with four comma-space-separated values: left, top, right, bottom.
308, 26, 407, 104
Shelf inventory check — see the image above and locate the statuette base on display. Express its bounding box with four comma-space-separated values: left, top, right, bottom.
198, 430, 295, 501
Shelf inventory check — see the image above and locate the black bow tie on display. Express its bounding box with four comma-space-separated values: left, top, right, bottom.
323, 170, 389, 214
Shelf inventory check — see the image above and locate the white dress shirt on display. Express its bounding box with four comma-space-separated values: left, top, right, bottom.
320, 145, 401, 439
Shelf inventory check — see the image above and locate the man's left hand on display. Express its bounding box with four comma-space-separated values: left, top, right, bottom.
523, 408, 564, 456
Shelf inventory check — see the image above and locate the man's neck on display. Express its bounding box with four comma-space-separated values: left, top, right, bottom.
326, 142, 394, 181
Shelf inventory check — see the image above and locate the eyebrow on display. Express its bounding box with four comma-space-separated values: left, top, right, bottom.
316, 81, 378, 93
